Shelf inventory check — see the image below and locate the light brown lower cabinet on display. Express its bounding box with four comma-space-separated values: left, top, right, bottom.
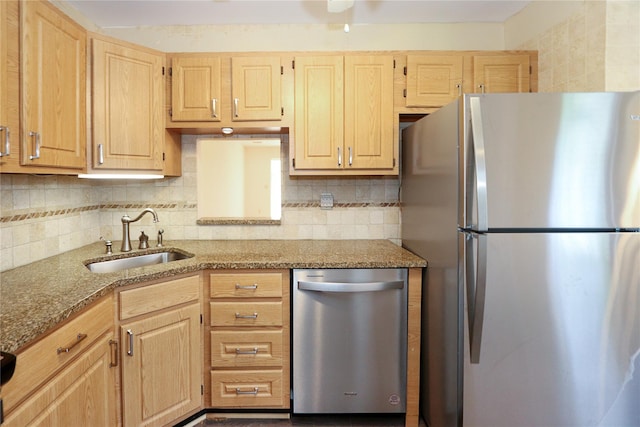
118, 274, 203, 427
2, 332, 118, 427
1, 267, 420, 426
1, 295, 117, 427
208, 270, 290, 409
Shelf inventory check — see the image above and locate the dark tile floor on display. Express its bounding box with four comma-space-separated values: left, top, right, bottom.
198, 414, 423, 426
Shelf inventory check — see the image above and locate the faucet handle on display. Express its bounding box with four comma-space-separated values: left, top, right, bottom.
138, 231, 149, 250
157, 229, 164, 247
100, 236, 113, 255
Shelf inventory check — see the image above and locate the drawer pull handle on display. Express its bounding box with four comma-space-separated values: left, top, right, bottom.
57, 333, 87, 354
235, 387, 259, 395
235, 284, 258, 290
235, 347, 259, 355
235, 312, 258, 319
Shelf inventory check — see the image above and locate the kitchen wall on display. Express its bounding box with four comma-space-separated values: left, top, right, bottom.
0, 133, 402, 271
506, 0, 640, 92
1, 0, 638, 271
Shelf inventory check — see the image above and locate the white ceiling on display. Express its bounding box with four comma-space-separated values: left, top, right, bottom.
65, 0, 532, 28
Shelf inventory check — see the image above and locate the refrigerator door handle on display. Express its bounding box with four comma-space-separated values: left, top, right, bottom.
469, 97, 489, 231
465, 231, 487, 364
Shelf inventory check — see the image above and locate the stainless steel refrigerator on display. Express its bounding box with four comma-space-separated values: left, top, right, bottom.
401, 91, 640, 427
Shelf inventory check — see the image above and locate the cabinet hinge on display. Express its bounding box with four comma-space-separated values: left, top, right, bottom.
529, 65, 532, 74
281, 107, 284, 116
292, 158, 296, 168
393, 59, 396, 69
292, 60, 295, 69
393, 158, 396, 167
403, 66, 407, 76
201, 384, 204, 395
200, 314, 203, 324
403, 88, 407, 98
281, 65, 284, 75
162, 66, 165, 76
169, 67, 173, 77
162, 152, 165, 161
169, 108, 173, 117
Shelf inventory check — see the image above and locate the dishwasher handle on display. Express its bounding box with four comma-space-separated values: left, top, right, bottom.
298, 280, 404, 293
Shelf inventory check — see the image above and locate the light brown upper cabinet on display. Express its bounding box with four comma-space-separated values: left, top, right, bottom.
171, 56, 221, 122
0, 0, 19, 172
292, 55, 396, 175
170, 55, 282, 123
231, 56, 282, 121
405, 54, 463, 107
91, 37, 165, 171
472, 54, 531, 93
399, 51, 537, 112
20, 0, 86, 171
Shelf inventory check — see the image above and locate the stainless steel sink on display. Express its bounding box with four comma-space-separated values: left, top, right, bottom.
85, 250, 193, 273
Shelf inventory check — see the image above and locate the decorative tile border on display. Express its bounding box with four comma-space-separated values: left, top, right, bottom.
197, 218, 281, 225
0, 203, 195, 224
283, 202, 399, 208
0, 201, 398, 224
0, 205, 100, 223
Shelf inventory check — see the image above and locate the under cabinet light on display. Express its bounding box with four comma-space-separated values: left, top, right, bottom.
77, 173, 164, 180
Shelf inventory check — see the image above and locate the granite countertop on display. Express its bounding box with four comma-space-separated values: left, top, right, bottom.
0, 239, 426, 353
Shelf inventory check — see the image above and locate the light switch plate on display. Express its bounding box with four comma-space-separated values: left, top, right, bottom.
320, 192, 334, 209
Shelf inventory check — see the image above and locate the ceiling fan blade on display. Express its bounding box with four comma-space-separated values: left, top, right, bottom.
327, 0, 354, 13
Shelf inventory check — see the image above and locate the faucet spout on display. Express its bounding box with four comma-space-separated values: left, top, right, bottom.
121, 208, 159, 252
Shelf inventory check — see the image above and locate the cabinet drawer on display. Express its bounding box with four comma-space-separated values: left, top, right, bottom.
210, 301, 282, 327
211, 330, 283, 368
210, 272, 283, 298
1, 295, 114, 412
119, 274, 200, 320
210, 370, 284, 407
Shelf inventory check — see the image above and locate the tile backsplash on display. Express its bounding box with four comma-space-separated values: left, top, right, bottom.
0, 136, 401, 271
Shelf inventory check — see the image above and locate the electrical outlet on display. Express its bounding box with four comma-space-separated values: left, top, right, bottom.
320, 192, 334, 210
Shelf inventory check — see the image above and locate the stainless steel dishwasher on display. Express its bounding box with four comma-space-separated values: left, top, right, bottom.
292, 268, 407, 414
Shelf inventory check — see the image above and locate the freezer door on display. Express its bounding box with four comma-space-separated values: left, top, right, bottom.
464, 91, 640, 231
462, 231, 640, 427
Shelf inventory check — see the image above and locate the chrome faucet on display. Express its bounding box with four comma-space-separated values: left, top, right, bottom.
120, 208, 159, 252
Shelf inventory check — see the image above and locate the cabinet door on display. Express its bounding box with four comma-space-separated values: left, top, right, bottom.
293, 56, 344, 170
171, 56, 222, 122
121, 303, 202, 427
21, 0, 86, 170
344, 55, 395, 169
405, 54, 463, 107
472, 54, 531, 93
92, 38, 164, 170
231, 56, 282, 121
2, 333, 118, 427
0, 0, 19, 171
